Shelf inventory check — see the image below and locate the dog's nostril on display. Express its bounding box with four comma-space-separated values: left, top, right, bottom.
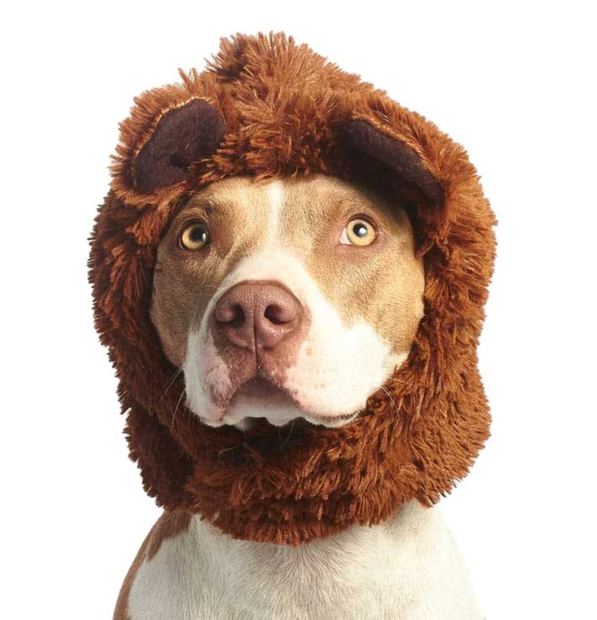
216, 302, 245, 327
264, 303, 293, 325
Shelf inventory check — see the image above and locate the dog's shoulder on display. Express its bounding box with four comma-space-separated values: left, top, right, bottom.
114, 510, 194, 620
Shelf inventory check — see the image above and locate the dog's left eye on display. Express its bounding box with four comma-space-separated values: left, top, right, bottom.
180, 222, 210, 250
340, 218, 377, 247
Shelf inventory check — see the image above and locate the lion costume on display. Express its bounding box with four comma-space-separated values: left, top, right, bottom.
89, 31, 496, 547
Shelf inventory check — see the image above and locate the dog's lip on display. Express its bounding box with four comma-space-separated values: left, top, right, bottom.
230, 379, 361, 427
196, 377, 296, 427
233, 376, 292, 402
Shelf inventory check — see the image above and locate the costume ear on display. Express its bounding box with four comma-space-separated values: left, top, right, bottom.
132, 99, 226, 192
338, 119, 445, 206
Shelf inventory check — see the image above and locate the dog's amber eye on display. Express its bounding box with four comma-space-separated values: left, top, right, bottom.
340, 218, 377, 247
180, 222, 210, 250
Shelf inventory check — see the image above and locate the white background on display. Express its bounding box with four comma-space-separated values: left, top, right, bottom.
1, 1, 595, 618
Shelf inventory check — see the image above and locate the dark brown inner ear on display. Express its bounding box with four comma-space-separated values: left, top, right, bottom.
337, 119, 445, 206
133, 99, 226, 192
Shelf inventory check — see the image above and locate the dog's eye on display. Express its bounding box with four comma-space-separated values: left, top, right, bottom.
180, 222, 210, 250
340, 218, 377, 247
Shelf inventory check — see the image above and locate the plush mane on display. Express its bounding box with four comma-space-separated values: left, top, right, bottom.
89, 31, 496, 545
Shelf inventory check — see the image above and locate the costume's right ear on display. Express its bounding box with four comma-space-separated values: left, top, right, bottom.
127, 98, 226, 193
337, 119, 445, 207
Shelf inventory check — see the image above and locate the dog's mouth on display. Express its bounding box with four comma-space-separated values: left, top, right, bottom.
196, 374, 359, 431
225, 376, 359, 428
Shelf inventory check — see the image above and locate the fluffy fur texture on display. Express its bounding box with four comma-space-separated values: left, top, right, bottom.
89, 31, 496, 545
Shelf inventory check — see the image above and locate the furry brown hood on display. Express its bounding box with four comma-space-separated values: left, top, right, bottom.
89, 32, 496, 545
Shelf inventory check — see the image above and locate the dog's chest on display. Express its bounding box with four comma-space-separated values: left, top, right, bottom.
124, 502, 482, 619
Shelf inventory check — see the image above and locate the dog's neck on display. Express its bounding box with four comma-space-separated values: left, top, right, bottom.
120, 501, 482, 619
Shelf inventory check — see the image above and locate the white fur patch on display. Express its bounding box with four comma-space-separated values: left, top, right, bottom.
266, 179, 284, 244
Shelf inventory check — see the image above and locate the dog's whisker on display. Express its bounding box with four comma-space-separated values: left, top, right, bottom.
170, 387, 187, 430
277, 418, 296, 451
159, 367, 184, 404
380, 385, 400, 417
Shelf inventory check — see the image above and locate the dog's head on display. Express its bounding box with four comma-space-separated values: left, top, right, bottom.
90, 32, 496, 544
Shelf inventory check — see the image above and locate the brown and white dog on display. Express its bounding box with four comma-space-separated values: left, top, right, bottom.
114, 174, 482, 619
90, 32, 495, 620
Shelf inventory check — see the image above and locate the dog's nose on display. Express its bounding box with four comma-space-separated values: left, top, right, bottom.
213, 281, 302, 350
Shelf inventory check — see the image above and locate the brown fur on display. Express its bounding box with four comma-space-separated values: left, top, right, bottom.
89, 32, 496, 545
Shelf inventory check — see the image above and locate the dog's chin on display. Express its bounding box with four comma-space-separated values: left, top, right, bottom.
197, 378, 360, 429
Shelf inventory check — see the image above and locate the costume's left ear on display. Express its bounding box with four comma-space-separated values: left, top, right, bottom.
112, 96, 227, 204
132, 99, 226, 193
337, 119, 445, 209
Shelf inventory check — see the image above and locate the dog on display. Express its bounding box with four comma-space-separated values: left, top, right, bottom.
90, 32, 495, 620
113, 174, 481, 619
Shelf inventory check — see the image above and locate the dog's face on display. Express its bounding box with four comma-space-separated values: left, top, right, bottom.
151, 173, 424, 429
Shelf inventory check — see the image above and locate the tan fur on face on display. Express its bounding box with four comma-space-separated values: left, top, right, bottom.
151, 178, 279, 367
279, 176, 424, 351
150, 174, 424, 424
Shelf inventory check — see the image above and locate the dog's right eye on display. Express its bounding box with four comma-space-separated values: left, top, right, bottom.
340, 217, 377, 247
180, 222, 210, 251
